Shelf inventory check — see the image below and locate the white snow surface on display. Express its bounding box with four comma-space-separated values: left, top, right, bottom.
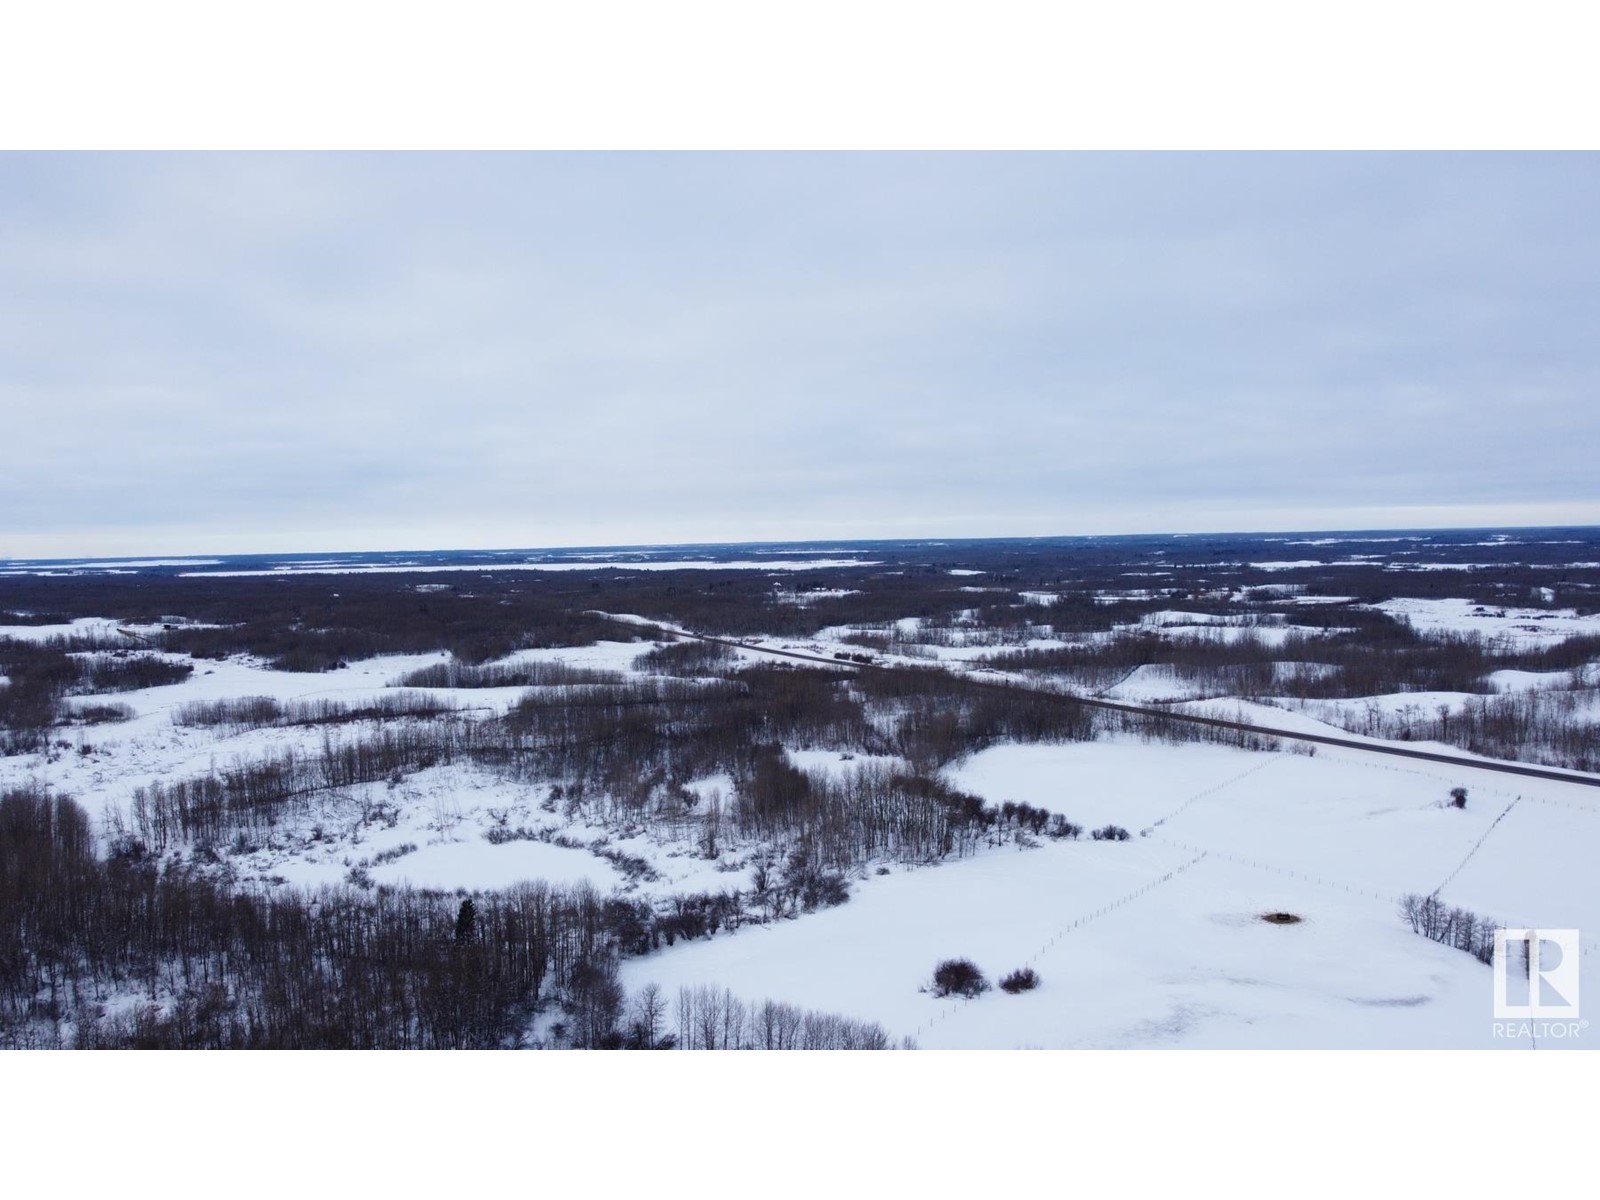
1373, 597, 1600, 649
368, 838, 621, 891
0, 617, 124, 642
786, 748, 908, 777
11, 600, 1600, 1049
623, 736, 1600, 1048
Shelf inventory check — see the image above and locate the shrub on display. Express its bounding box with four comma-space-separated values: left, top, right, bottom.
368, 842, 418, 866
1045, 815, 1082, 840
631, 640, 737, 675
79, 654, 193, 693
391, 659, 621, 688
1449, 787, 1468, 809
999, 967, 1040, 994
1091, 824, 1131, 841
173, 695, 283, 729
72, 702, 134, 725
931, 958, 989, 999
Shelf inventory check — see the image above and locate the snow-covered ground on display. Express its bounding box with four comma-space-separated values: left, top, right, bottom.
623, 735, 1600, 1048
1284, 686, 1600, 739
9, 587, 1599, 1049
0, 630, 771, 904
1095, 665, 1220, 703
4, 649, 462, 811
787, 748, 907, 777
0, 617, 126, 642
1113, 611, 1339, 650
1373, 597, 1600, 650
772, 588, 862, 605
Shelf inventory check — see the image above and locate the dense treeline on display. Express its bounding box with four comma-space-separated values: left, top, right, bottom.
672, 984, 895, 1049
0, 788, 725, 1047
1, 640, 189, 753
490, 662, 1117, 868
5, 536, 1595, 690
78, 653, 193, 693
172, 691, 461, 732
0, 786, 906, 1049
4, 528, 1598, 655
1306, 688, 1600, 772
632, 639, 739, 675
1399, 892, 1498, 965
982, 622, 1600, 701
390, 659, 623, 688
119, 654, 1264, 881
122, 725, 470, 851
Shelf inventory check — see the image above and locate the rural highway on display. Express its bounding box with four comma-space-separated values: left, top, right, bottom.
603, 615, 1600, 791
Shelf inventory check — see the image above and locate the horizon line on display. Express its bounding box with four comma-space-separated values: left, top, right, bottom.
5, 519, 1600, 566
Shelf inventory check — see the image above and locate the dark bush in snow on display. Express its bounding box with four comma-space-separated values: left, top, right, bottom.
999, 967, 1040, 994
1091, 824, 1131, 842
1045, 815, 1082, 840
931, 958, 989, 998
631, 639, 737, 676
71, 702, 134, 725
76, 654, 193, 694
391, 659, 622, 688
999, 800, 1052, 835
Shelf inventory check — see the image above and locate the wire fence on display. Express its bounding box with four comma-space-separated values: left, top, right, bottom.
1143, 830, 1600, 961
1311, 746, 1598, 815
1432, 796, 1523, 895
911, 848, 1211, 1043
1144, 755, 1282, 832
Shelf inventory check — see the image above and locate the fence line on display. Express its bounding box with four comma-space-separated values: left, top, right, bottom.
1432, 796, 1523, 896
914, 848, 1211, 1042
1144, 755, 1282, 834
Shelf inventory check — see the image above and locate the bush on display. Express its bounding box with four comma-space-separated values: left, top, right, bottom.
391, 660, 621, 688
1045, 815, 1082, 840
631, 640, 737, 675
1091, 824, 1130, 842
998, 967, 1040, 994
72, 702, 134, 725
931, 958, 989, 999
174, 695, 283, 729
79, 654, 193, 693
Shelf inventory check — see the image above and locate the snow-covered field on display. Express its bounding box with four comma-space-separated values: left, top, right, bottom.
8, 584, 1599, 1050
0, 617, 126, 642
1373, 597, 1600, 650
623, 736, 1600, 1048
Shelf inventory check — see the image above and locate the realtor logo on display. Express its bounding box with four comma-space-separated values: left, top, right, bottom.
1493, 929, 1580, 1019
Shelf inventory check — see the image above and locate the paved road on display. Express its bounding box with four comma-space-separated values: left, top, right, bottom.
608, 617, 1600, 791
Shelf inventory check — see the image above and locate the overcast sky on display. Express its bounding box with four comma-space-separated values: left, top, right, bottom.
2, 152, 1596, 558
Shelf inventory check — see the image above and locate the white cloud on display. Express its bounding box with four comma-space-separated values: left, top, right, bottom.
2, 153, 1596, 556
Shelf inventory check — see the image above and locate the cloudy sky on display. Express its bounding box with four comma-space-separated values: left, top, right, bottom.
2, 152, 1596, 559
